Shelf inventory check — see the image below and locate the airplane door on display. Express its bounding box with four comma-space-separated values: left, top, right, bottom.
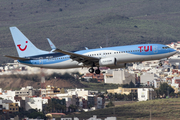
153, 46, 158, 53
39, 57, 43, 64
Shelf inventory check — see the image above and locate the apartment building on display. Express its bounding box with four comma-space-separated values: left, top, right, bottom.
104, 70, 136, 84
9, 103, 19, 112
138, 88, 156, 101
15, 86, 40, 97
107, 87, 137, 95
83, 73, 104, 82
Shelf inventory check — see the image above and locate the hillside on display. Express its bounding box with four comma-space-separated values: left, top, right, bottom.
0, 77, 86, 90
1, 0, 180, 64
66, 98, 180, 120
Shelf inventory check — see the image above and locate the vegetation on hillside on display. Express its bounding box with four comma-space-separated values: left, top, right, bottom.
66, 98, 180, 120
0, 72, 76, 82
1, 0, 180, 64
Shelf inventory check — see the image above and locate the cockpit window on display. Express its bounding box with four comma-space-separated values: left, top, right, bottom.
162, 46, 170, 49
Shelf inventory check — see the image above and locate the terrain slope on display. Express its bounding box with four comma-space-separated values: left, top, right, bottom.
67, 98, 180, 120
0, 78, 86, 90
1, 0, 180, 64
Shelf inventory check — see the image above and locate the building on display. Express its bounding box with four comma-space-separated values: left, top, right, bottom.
25, 97, 48, 112
88, 95, 97, 108
9, 103, 19, 112
83, 73, 104, 82
66, 88, 90, 97
107, 87, 137, 95
45, 85, 65, 97
171, 77, 180, 93
104, 70, 136, 84
96, 97, 105, 109
138, 88, 156, 101
140, 73, 157, 86
15, 86, 40, 97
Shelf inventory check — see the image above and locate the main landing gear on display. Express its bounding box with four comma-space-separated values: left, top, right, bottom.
89, 68, 94, 73
159, 61, 163, 66
88, 67, 101, 74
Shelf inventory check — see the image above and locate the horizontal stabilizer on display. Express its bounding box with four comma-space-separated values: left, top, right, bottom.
4, 55, 31, 61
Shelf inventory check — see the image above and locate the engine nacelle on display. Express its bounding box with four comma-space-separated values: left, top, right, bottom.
99, 57, 117, 66
99, 57, 126, 68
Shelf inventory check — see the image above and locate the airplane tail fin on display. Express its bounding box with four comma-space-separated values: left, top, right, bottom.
9, 27, 49, 57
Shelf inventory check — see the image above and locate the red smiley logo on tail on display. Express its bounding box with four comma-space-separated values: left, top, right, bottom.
17, 41, 28, 51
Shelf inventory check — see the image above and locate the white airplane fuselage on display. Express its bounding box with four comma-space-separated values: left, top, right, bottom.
18, 44, 176, 69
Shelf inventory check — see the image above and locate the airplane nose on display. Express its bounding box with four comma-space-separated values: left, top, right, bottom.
171, 48, 177, 52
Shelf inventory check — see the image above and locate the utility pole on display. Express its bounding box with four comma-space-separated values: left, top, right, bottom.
167, 87, 169, 98
113, 95, 115, 116
132, 92, 133, 101
150, 89, 152, 120
150, 108, 151, 120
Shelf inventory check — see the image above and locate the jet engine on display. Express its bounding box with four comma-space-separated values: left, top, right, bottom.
99, 57, 117, 66
99, 57, 126, 68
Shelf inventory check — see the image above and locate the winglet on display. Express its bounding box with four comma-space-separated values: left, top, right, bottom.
47, 38, 56, 50
85, 47, 89, 50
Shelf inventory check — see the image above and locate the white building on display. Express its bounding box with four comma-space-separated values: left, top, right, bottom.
0, 89, 21, 106
104, 69, 135, 84
25, 97, 48, 112
138, 88, 156, 101
140, 73, 157, 86
96, 97, 104, 109
66, 88, 90, 97
153, 79, 162, 88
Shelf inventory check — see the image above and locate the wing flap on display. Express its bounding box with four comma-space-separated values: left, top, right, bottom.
54, 49, 99, 60
54, 48, 100, 66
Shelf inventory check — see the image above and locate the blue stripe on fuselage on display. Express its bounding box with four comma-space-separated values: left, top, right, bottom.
18, 44, 175, 65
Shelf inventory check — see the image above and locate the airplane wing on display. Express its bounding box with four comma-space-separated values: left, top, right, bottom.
4, 55, 31, 61
54, 48, 100, 66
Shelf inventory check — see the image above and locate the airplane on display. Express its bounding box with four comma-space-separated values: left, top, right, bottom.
5, 26, 177, 74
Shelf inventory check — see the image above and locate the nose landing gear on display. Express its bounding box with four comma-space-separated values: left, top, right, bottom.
159, 62, 163, 66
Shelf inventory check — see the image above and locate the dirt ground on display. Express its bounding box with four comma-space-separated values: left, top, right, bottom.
0, 78, 86, 90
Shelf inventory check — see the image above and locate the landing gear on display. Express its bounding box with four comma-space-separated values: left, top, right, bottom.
88, 67, 101, 74
89, 68, 94, 73
159, 62, 163, 66
95, 68, 101, 74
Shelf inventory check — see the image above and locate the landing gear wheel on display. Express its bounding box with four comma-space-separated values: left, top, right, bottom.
89, 68, 94, 73
95, 69, 101, 74
159, 62, 163, 66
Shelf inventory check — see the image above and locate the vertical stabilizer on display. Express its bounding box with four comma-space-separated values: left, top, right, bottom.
9, 27, 49, 57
